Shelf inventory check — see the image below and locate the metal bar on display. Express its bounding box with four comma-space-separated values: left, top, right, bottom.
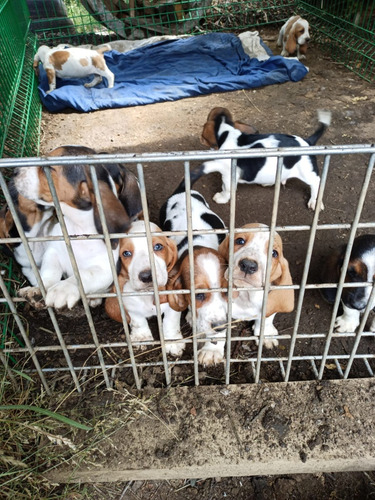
137, 163, 171, 386
284, 154, 331, 381
254, 156, 283, 384
318, 153, 375, 379
89, 165, 141, 390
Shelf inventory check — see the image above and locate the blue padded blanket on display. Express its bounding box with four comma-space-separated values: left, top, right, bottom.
37, 33, 308, 113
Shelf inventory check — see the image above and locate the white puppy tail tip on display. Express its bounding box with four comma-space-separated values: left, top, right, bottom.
317, 109, 332, 127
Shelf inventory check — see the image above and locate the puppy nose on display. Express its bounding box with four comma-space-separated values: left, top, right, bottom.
139, 270, 152, 283
305, 37, 310, 42
239, 258, 258, 275
211, 321, 227, 332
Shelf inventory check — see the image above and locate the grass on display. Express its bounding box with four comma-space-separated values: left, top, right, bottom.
0, 365, 153, 499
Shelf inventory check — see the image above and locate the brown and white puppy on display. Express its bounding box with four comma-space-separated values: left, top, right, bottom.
200, 106, 258, 149
277, 15, 311, 61
105, 220, 184, 357
12, 145, 142, 309
33, 45, 114, 93
160, 180, 228, 366
219, 223, 294, 348
321, 234, 375, 333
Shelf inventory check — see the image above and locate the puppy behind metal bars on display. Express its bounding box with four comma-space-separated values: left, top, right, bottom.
11, 145, 142, 310
105, 220, 185, 357
160, 178, 228, 366
321, 234, 375, 333
219, 223, 294, 348
192, 106, 331, 210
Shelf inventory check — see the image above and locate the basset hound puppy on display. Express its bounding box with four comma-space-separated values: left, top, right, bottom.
277, 15, 311, 61
321, 234, 375, 333
33, 45, 114, 93
191, 106, 331, 210
105, 220, 184, 357
12, 145, 142, 309
200, 106, 258, 149
219, 223, 294, 348
160, 180, 228, 366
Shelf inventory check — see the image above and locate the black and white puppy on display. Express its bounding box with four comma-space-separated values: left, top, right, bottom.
192, 107, 331, 210
321, 234, 375, 332
159, 179, 229, 366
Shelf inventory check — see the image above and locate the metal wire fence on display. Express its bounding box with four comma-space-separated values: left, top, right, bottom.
0, 144, 374, 394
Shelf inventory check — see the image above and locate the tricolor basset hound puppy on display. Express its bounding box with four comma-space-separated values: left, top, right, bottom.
321, 234, 375, 333
33, 45, 114, 93
0, 182, 56, 286
191, 106, 331, 210
12, 145, 142, 310
105, 220, 184, 357
160, 180, 228, 366
219, 223, 294, 348
277, 15, 311, 61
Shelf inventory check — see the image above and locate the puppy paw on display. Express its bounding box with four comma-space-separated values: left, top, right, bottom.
165, 340, 185, 358
298, 54, 307, 60
335, 315, 359, 333
197, 343, 224, 366
263, 337, 279, 349
213, 192, 230, 204
130, 330, 154, 350
18, 286, 46, 310
88, 298, 102, 308
46, 282, 80, 309
308, 198, 324, 211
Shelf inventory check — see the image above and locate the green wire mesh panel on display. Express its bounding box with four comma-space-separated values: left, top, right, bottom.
0, 0, 41, 158
32, 0, 297, 45
299, 0, 375, 82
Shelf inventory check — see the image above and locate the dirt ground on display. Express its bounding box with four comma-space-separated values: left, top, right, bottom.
18, 26, 375, 498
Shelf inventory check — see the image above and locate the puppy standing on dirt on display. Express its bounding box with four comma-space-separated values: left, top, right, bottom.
219, 223, 294, 348
321, 234, 375, 333
12, 145, 142, 310
33, 45, 115, 93
160, 180, 229, 366
192, 106, 331, 210
105, 220, 185, 357
277, 15, 311, 60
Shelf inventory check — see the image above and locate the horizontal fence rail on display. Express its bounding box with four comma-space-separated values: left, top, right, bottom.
0, 145, 375, 393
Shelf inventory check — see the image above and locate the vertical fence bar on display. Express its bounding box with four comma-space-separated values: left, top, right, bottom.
254, 156, 283, 384
183, 161, 199, 386
137, 163, 171, 386
284, 153, 330, 381
224, 158, 238, 384
43, 166, 111, 389
89, 165, 141, 390
318, 153, 375, 380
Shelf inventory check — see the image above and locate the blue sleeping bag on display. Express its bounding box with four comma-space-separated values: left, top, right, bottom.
37, 33, 308, 113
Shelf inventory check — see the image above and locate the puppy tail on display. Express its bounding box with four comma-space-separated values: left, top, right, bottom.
172, 164, 206, 195
305, 110, 332, 145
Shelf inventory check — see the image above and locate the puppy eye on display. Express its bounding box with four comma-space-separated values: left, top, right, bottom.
272, 249, 279, 258
122, 250, 132, 257
153, 243, 163, 252
347, 266, 358, 279
235, 237, 246, 245
196, 293, 206, 302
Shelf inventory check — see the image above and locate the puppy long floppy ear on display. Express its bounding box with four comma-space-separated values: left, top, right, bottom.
285, 30, 297, 55
233, 121, 258, 135
164, 237, 178, 273
167, 268, 189, 312
117, 167, 143, 221
200, 120, 217, 148
267, 255, 294, 316
320, 247, 345, 304
105, 272, 131, 324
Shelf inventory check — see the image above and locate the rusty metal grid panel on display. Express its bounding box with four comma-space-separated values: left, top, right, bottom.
0, 144, 375, 393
